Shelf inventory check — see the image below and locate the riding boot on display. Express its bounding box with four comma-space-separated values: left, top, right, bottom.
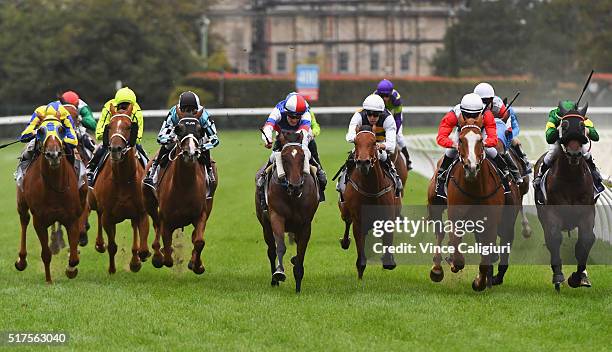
435, 155, 454, 197
384, 157, 403, 197
533, 161, 550, 204
316, 168, 327, 202
256, 160, 273, 211
502, 151, 523, 184
206, 159, 217, 199
512, 143, 532, 174
492, 154, 511, 193
87, 146, 107, 187
15, 142, 36, 183
401, 146, 413, 170
586, 157, 605, 193
143, 146, 171, 189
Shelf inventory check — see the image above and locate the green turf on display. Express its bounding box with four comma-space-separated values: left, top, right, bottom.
0, 128, 610, 351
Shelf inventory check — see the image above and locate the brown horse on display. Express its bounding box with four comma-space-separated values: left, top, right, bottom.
534, 108, 596, 291
143, 111, 215, 274
255, 131, 319, 292
338, 126, 401, 279
88, 104, 150, 273
50, 104, 90, 253
15, 118, 87, 283
427, 114, 505, 291
489, 141, 526, 285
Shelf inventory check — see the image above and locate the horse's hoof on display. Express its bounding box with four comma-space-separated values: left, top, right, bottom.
78, 233, 88, 247
472, 279, 486, 292
163, 259, 174, 268
522, 228, 532, 239
272, 270, 286, 282
108, 266, 116, 275
152, 255, 163, 269
290, 256, 297, 266
382, 264, 396, 270
129, 261, 142, 273
339, 237, 350, 250
138, 250, 151, 263
187, 260, 193, 271
554, 282, 561, 292
192, 264, 205, 275
430, 269, 444, 282
14, 259, 27, 271
95, 243, 106, 253
65, 267, 78, 279
491, 275, 504, 286
450, 265, 462, 273
271, 279, 279, 286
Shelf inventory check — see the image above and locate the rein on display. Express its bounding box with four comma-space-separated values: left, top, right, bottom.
449, 161, 502, 201
347, 131, 392, 198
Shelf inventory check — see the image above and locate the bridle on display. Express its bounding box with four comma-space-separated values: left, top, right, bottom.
278, 142, 305, 198
348, 130, 393, 198
109, 113, 133, 159
169, 117, 202, 161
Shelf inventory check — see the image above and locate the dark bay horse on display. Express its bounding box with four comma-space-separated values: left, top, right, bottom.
255, 131, 319, 292
489, 140, 525, 286
88, 104, 150, 273
534, 107, 596, 291
338, 126, 401, 279
427, 114, 505, 291
143, 111, 215, 274
15, 118, 87, 283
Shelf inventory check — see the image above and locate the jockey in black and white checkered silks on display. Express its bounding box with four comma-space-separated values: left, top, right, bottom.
143, 91, 219, 195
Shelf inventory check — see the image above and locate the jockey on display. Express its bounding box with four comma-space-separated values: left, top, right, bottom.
375, 79, 412, 170
491, 96, 532, 175
473, 82, 522, 184
87, 87, 148, 187
16, 102, 78, 180
58, 90, 96, 156
434, 93, 511, 198
143, 91, 219, 195
258, 92, 327, 202
345, 94, 403, 197
533, 100, 604, 201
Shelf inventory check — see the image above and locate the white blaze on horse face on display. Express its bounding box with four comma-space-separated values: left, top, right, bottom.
291, 149, 297, 158
464, 131, 481, 169
188, 137, 197, 155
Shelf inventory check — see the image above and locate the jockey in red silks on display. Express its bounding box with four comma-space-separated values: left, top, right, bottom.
434, 93, 512, 198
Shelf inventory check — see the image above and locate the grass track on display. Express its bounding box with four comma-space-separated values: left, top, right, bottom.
0, 128, 610, 351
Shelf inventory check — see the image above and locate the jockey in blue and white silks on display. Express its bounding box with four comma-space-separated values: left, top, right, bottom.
143, 91, 219, 191
492, 95, 531, 177
258, 92, 327, 202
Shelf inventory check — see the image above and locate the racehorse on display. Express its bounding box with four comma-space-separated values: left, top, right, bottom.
143, 110, 216, 274
534, 106, 596, 291
255, 130, 319, 292
338, 126, 401, 279
15, 117, 87, 283
50, 104, 91, 254
427, 114, 505, 291
88, 104, 150, 273
488, 140, 526, 286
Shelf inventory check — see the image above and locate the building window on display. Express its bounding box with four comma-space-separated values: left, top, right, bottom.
370, 52, 379, 71
308, 51, 317, 62
400, 51, 412, 71
338, 51, 349, 72
277, 52, 287, 72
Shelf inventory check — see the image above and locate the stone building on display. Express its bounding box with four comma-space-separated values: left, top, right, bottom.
208, 0, 462, 76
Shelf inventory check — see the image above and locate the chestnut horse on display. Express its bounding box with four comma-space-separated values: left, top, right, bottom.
15, 118, 87, 282
338, 126, 401, 279
427, 114, 505, 291
534, 108, 596, 291
255, 131, 319, 292
88, 104, 150, 273
50, 104, 90, 253
143, 111, 216, 274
